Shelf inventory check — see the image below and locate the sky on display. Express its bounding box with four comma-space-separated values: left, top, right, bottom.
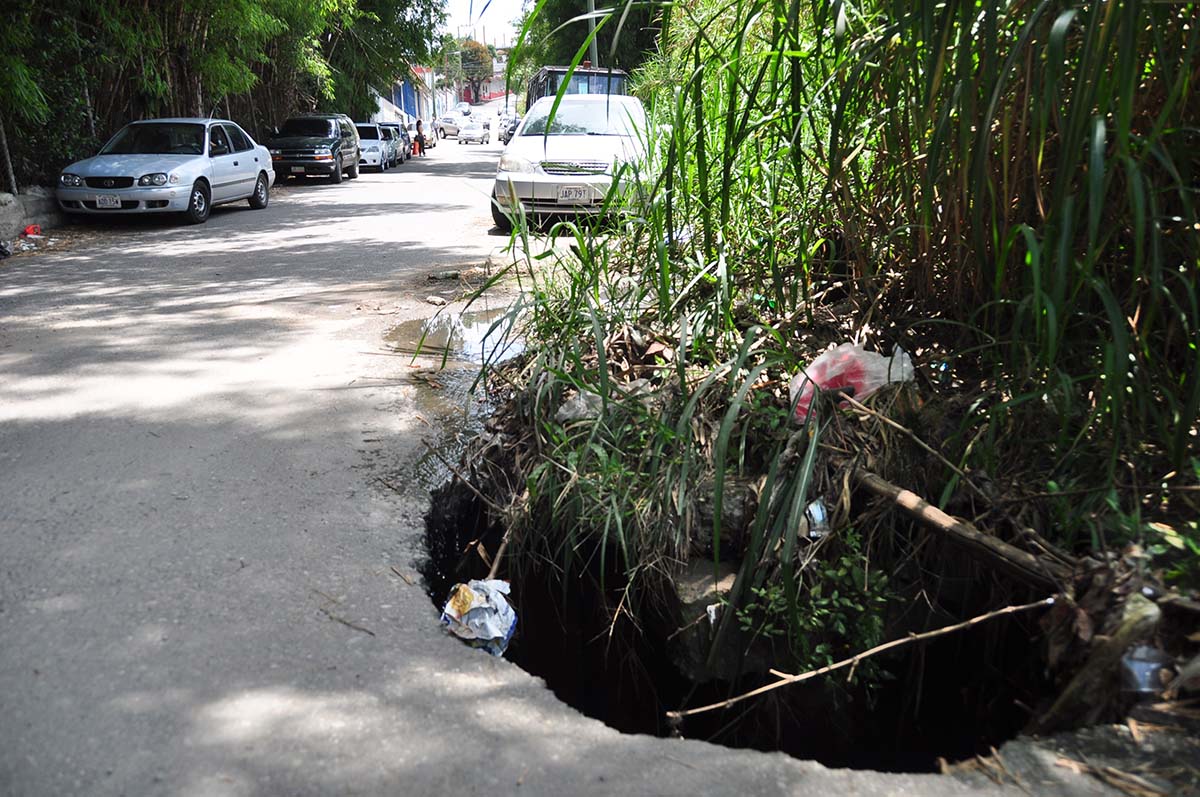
442, 0, 526, 48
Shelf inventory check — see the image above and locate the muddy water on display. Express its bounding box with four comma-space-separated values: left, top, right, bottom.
386, 303, 522, 488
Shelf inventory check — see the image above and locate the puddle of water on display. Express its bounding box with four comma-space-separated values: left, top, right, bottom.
384, 305, 524, 365
386, 303, 523, 489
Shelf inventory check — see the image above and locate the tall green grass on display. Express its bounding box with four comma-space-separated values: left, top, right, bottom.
490, 0, 1199, 677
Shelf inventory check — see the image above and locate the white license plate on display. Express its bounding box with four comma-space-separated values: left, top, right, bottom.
290, 166, 306, 173
556, 185, 589, 204
95, 194, 121, 209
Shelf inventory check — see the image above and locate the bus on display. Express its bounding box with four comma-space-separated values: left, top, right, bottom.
525, 65, 630, 111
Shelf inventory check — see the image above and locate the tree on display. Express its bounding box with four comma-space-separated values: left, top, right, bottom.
459, 39, 493, 102
512, 0, 660, 74
431, 33, 465, 92
0, 0, 444, 186
318, 0, 443, 120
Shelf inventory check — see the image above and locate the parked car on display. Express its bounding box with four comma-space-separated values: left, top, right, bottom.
266, 114, 360, 182
491, 94, 648, 231
355, 123, 391, 171
458, 119, 489, 145
379, 122, 410, 163
378, 126, 401, 167
435, 114, 462, 138
56, 117, 274, 225
499, 115, 521, 145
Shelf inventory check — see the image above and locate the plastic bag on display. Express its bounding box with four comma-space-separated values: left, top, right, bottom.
789, 343, 915, 423
440, 579, 518, 656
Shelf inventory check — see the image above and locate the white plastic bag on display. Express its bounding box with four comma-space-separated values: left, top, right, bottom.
788, 343, 915, 422
440, 579, 518, 656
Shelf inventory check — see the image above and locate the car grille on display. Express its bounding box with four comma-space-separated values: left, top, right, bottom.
85, 176, 134, 189
540, 160, 609, 176
277, 149, 324, 159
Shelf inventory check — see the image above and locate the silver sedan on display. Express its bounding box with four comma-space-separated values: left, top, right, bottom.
56, 118, 276, 224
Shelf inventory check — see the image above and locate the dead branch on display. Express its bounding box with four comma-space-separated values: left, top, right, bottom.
854, 468, 1072, 589
665, 596, 1054, 720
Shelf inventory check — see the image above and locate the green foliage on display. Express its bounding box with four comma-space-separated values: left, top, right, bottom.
513, 0, 659, 71
735, 528, 888, 673
3, 0, 441, 185
459, 39, 494, 100
0, 7, 50, 124
492, 0, 1199, 694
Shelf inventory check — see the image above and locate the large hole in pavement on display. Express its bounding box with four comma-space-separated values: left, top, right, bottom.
419, 479, 1056, 772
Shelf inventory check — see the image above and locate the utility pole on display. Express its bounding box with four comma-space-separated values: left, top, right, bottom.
586, 0, 599, 65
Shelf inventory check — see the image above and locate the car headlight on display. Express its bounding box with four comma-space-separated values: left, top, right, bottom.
498, 154, 536, 174
138, 173, 169, 186
365, 144, 379, 152
269, 148, 282, 156
315, 146, 331, 154
60, 173, 83, 187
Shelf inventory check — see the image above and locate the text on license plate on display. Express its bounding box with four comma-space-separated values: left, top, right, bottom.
96, 194, 121, 209
291, 166, 306, 173
556, 185, 589, 204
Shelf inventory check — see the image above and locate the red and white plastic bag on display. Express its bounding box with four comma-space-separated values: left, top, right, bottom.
789, 343, 915, 422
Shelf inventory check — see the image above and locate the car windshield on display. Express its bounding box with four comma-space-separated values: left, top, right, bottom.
521, 102, 644, 137
279, 118, 334, 137
356, 125, 380, 139
100, 123, 206, 155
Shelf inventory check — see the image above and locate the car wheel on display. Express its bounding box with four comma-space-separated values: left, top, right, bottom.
329, 156, 344, 183
491, 188, 512, 233
439, 129, 446, 139
248, 173, 269, 209
347, 156, 359, 179
184, 180, 211, 224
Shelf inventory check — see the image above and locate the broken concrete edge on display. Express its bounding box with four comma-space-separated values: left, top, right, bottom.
0, 187, 64, 242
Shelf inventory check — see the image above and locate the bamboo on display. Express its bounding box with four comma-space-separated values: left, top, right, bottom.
0, 112, 17, 196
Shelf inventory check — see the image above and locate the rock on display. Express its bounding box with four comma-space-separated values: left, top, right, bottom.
668, 559, 772, 683
425, 295, 448, 306
692, 476, 758, 559
0, 187, 64, 240
428, 270, 461, 281
554, 391, 603, 423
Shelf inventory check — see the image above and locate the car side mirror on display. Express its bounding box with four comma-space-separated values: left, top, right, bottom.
210, 142, 229, 157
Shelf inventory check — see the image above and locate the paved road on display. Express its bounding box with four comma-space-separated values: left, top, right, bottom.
0, 110, 1062, 796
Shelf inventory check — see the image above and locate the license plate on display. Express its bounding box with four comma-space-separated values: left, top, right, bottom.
96, 194, 121, 209
291, 166, 306, 173
556, 185, 589, 204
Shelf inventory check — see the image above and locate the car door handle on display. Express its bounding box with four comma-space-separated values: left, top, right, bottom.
233, 161, 239, 166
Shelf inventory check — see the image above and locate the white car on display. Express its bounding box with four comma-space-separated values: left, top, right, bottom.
491, 95, 648, 231
56, 118, 275, 224
355, 123, 389, 170
458, 119, 489, 145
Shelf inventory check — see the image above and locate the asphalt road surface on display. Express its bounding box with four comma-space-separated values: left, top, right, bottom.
0, 107, 1075, 796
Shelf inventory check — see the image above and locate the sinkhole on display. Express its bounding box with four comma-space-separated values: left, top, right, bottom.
419, 479, 1058, 773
